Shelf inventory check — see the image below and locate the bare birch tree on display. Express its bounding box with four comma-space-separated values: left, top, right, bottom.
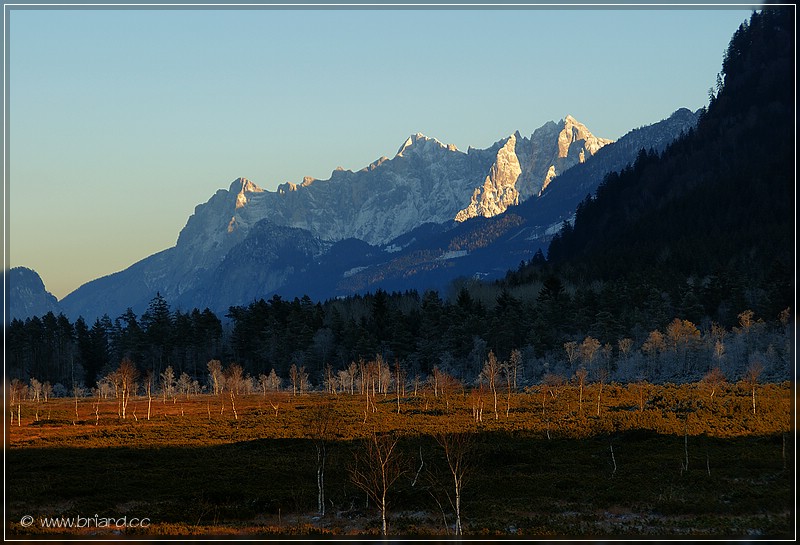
29, 378, 42, 403
160, 365, 175, 403
580, 336, 601, 368
438, 371, 461, 412
394, 360, 405, 414
564, 341, 579, 368
308, 402, 336, 516
337, 369, 350, 395
324, 364, 337, 395
42, 381, 53, 403
9, 379, 27, 426
541, 373, 564, 439
433, 432, 475, 536
289, 364, 299, 397
143, 370, 154, 420
431, 365, 443, 398
266, 368, 281, 392
744, 360, 763, 415
225, 363, 244, 420
348, 360, 358, 395
349, 431, 405, 536
574, 367, 588, 416
177, 372, 192, 400
702, 366, 726, 402
258, 374, 269, 396
508, 349, 522, 391
481, 351, 501, 420
501, 358, 515, 417
595, 367, 608, 417
469, 383, 485, 423
207, 359, 223, 396
72, 383, 83, 425
117, 358, 138, 420
617, 338, 633, 361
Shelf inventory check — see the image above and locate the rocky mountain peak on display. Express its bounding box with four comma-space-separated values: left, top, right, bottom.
395, 133, 455, 158
558, 115, 612, 158
455, 134, 522, 222
231, 177, 264, 209
6, 266, 61, 320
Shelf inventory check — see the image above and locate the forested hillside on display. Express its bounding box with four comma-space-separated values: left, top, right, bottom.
544, 7, 793, 323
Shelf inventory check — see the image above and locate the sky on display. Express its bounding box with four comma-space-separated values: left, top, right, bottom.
6, 5, 754, 301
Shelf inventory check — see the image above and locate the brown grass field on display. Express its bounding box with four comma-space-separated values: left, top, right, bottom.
5, 381, 795, 538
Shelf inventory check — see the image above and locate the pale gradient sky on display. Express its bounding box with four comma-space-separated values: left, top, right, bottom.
6, 6, 753, 300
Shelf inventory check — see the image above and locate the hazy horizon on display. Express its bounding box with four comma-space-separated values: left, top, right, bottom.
6, 6, 753, 300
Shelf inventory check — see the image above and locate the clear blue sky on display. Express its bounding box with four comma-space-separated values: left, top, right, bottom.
6, 6, 753, 300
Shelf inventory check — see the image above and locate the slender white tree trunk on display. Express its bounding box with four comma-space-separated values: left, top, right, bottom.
381, 494, 387, 536
230, 392, 238, 420
454, 476, 462, 535
317, 443, 326, 516
596, 383, 603, 417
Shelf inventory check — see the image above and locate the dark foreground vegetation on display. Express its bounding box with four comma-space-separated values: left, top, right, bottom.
6, 381, 793, 538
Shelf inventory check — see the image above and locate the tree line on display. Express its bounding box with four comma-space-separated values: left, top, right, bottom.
5, 284, 790, 400
6, 293, 222, 392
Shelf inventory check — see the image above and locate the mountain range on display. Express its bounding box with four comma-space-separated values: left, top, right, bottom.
11, 108, 700, 321
5, 267, 62, 321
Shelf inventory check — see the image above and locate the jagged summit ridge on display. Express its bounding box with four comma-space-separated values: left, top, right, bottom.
455, 116, 613, 221
231, 177, 263, 209
58, 108, 699, 321
201, 115, 611, 247
395, 133, 459, 158
138, 116, 611, 297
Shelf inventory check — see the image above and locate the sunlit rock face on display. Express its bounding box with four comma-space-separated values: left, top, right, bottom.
455, 134, 523, 222
455, 115, 612, 221
515, 114, 613, 201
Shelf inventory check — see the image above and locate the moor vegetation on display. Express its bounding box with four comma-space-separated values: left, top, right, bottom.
6, 374, 793, 537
